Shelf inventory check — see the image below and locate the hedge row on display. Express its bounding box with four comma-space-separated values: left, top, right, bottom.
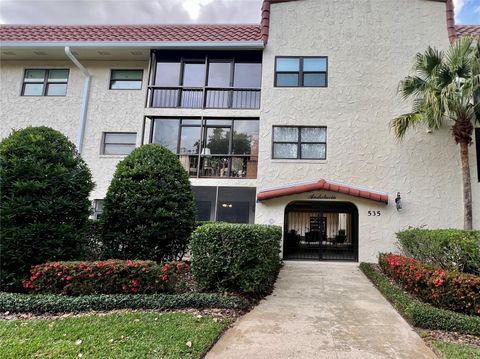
191, 223, 282, 294
360, 263, 480, 336
0, 292, 249, 314
379, 254, 480, 316
396, 228, 480, 275
22, 260, 190, 296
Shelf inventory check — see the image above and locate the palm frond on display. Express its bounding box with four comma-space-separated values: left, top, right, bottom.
390, 113, 423, 140
398, 76, 426, 100
413, 46, 443, 79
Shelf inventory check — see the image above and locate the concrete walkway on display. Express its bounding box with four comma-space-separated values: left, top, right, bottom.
206, 262, 437, 359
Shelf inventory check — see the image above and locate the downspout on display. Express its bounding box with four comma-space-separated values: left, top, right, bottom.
65, 46, 91, 154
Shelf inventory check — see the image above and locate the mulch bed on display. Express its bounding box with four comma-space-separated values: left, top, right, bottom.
420, 329, 480, 347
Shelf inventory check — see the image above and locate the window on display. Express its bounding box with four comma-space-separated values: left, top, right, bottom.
92, 199, 104, 220
150, 50, 262, 109
476, 128, 480, 182
110, 70, 143, 90
192, 186, 256, 223
272, 126, 326, 160
275, 57, 327, 87
102, 132, 136, 155
151, 118, 259, 178
22, 69, 69, 96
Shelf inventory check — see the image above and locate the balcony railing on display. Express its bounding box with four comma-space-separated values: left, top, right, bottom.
148, 86, 261, 109
178, 154, 258, 178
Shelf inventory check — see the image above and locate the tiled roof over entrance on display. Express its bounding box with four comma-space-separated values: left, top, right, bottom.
0, 24, 262, 43
257, 179, 389, 204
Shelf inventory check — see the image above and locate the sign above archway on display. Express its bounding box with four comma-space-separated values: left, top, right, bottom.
257, 179, 388, 204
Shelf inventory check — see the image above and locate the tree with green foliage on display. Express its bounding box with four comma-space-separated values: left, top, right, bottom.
0, 126, 94, 290
101, 144, 196, 261
391, 36, 480, 230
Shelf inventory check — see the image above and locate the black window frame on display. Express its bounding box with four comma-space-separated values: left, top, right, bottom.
92, 199, 104, 220
149, 50, 262, 109
101, 132, 137, 155
149, 117, 259, 178
109, 69, 144, 90
272, 125, 327, 160
21, 68, 70, 97
274, 56, 328, 88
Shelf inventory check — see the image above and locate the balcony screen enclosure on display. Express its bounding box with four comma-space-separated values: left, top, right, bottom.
150, 117, 259, 178
284, 201, 358, 261
148, 50, 262, 109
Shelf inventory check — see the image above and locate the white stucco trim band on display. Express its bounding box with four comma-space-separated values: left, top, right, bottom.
1, 41, 265, 49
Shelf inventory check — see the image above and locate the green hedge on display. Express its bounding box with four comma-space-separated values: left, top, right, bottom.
360, 263, 480, 335
0, 292, 248, 314
191, 223, 282, 294
22, 260, 189, 295
396, 228, 480, 275
379, 254, 480, 316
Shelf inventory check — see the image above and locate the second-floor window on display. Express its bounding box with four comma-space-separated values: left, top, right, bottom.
151, 117, 259, 178
110, 70, 143, 90
275, 57, 328, 87
272, 126, 326, 160
101, 132, 136, 155
148, 51, 262, 109
22, 69, 69, 96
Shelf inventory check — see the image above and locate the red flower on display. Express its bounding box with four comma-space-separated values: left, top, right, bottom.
162, 274, 169, 281
131, 279, 139, 287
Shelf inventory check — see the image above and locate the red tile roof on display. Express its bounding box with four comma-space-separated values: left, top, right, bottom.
0, 24, 262, 43
456, 25, 480, 38
257, 179, 389, 204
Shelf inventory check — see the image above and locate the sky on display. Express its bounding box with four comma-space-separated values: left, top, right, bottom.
0, 0, 478, 25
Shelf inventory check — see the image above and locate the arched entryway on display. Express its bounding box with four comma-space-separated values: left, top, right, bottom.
284, 201, 359, 261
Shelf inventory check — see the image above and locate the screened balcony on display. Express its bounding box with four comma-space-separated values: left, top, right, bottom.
146, 51, 262, 109
150, 117, 259, 178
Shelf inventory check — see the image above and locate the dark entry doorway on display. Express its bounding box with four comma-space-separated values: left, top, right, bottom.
284, 201, 358, 261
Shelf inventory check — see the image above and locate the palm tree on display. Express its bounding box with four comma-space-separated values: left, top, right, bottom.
391, 36, 480, 230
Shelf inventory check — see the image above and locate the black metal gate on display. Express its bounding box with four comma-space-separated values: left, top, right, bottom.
283, 201, 358, 261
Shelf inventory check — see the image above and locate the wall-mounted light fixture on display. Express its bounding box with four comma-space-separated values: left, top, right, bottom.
222, 203, 233, 208
395, 192, 402, 211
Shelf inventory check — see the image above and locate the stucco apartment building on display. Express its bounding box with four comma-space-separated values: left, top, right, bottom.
1, 0, 479, 262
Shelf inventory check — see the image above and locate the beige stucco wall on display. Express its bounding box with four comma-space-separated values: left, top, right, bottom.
0, 59, 149, 200
256, 0, 479, 262
0, 59, 259, 200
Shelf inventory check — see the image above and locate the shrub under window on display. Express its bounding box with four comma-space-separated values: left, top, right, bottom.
100, 144, 196, 261
190, 223, 282, 294
0, 126, 94, 291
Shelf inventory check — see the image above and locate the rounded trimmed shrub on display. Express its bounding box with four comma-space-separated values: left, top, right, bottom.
191, 223, 282, 294
0, 126, 94, 291
101, 144, 196, 261
396, 228, 480, 275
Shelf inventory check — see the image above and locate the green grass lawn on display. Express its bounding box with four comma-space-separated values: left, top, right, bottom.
430, 340, 480, 359
0, 311, 231, 359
